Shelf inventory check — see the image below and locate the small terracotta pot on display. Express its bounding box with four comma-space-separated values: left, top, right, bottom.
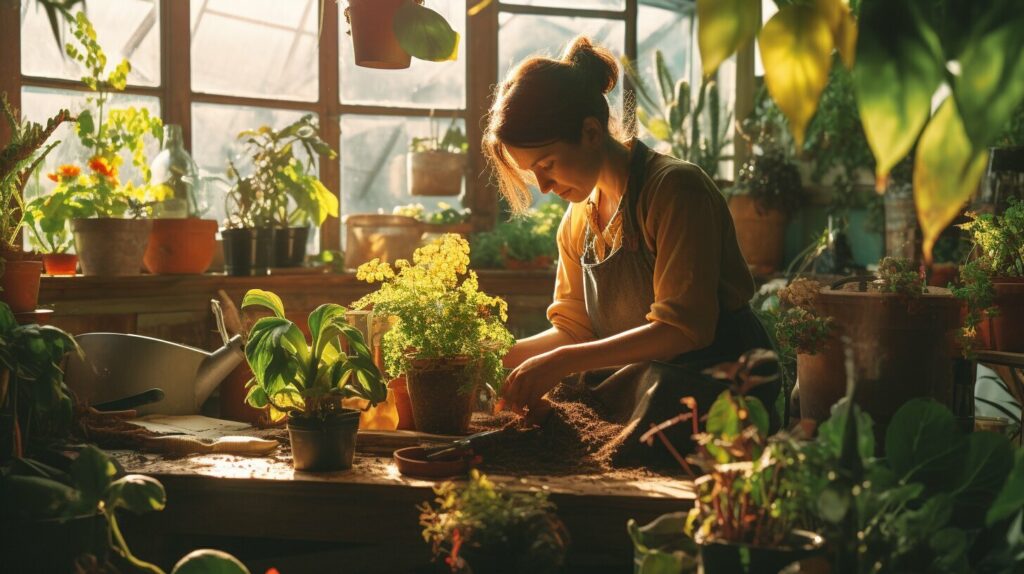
405, 357, 477, 435
42, 253, 78, 276
144, 218, 218, 274
347, 0, 411, 70
389, 377, 416, 430
408, 151, 466, 196
0, 260, 43, 313
72, 218, 151, 276
928, 262, 958, 287
728, 195, 786, 276
977, 277, 1024, 353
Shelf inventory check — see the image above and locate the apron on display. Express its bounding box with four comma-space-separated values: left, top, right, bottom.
577, 140, 780, 467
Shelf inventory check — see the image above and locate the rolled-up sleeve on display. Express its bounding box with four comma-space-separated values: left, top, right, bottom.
546, 206, 595, 343
642, 168, 725, 351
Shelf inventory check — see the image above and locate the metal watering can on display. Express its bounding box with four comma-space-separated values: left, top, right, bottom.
65, 333, 245, 416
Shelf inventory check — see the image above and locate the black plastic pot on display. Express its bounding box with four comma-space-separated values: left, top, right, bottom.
287, 409, 360, 471
699, 530, 825, 574
221, 227, 274, 276
0, 512, 108, 572
273, 226, 309, 268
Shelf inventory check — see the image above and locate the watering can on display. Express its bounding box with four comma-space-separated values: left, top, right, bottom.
65, 333, 245, 416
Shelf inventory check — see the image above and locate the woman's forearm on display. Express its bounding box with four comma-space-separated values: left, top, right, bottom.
503, 327, 579, 369
556, 321, 693, 374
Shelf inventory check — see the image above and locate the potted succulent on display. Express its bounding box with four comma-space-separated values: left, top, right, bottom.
225, 115, 338, 272
408, 118, 468, 197
0, 94, 73, 309
353, 234, 515, 434
953, 199, 1024, 354
241, 289, 385, 471
419, 470, 569, 574
343, 0, 460, 70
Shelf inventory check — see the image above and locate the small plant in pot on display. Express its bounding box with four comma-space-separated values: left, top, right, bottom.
0, 94, 74, 309
469, 200, 563, 270
343, 0, 460, 70
408, 117, 468, 197
419, 469, 569, 574
953, 198, 1024, 354
241, 289, 384, 471
353, 234, 515, 434
394, 201, 473, 237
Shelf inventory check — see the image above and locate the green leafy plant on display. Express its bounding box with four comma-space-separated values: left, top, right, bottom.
470, 200, 564, 268
353, 234, 515, 395
875, 256, 925, 297
393, 201, 472, 225
226, 114, 338, 230
410, 117, 468, 154
419, 469, 568, 574
624, 50, 731, 178
729, 143, 804, 216
241, 289, 384, 423
0, 94, 74, 254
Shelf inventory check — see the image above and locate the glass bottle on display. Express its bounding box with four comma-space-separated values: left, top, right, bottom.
150, 124, 201, 218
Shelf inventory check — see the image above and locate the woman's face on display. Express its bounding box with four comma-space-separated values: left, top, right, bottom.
505, 135, 604, 204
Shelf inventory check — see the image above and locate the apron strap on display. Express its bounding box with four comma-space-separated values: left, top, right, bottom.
621, 140, 651, 252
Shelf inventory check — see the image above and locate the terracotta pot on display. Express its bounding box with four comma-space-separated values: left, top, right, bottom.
143, 218, 218, 274
344, 214, 423, 270
408, 151, 466, 196
0, 260, 42, 313
928, 262, 958, 287
42, 253, 78, 276
347, 0, 411, 70
389, 377, 416, 430
799, 283, 961, 428
405, 357, 477, 435
219, 362, 268, 426
728, 195, 786, 276
977, 277, 1024, 353
72, 218, 152, 276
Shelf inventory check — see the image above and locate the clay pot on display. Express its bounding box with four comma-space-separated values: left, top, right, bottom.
389, 377, 416, 430
928, 262, 958, 287
0, 260, 42, 313
143, 218, 218, 274
272, 226, 309, 268
408, 151, 466, 196
72, 218, 152, 276
42, 253, 78, 276
405, 357, 477, 435
347, 0, 411, 70
728, 195, 786, 276
344, 214, 423, 270
977, 277, 1024, 353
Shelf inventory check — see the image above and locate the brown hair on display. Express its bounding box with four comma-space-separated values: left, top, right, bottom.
483, 36, 620, 213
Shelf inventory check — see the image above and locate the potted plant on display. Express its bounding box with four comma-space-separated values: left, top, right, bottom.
394, 201, 473, 237
24, 203, 77, 276
953, 199, 1024, 353
225, 115, 338, 272
353, 234, 515, 434
241, 289, 385, 471
419, 470, 569, 574
408, 118, 468, 197
0, 95, 73, 309
469, 200, 563, 270
343, 0, 460, 70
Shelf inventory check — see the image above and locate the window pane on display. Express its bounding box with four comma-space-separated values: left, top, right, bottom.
498, 14, 625, 111
191, 0, 318, 101
20, 0, 161, 86
191, 103, 318, 241
502, 0, 625, 10
339, 0, 466, 108
637, 5, 693, 102
340, 115, 466, 220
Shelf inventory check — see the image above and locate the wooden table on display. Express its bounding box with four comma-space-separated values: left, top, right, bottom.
110, 436, 694, 574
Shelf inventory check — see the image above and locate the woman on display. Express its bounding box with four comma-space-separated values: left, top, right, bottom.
486, 37, 779, 455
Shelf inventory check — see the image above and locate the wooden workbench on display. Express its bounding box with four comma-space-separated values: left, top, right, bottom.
109, 433, 694, 574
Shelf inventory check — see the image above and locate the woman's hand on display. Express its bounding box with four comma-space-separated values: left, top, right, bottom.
502, 348, 575, 416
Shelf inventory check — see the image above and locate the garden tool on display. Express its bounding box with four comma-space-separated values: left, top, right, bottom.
422, 428, 514, 460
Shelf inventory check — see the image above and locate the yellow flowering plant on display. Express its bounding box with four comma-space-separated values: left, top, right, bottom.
354, 234, 515, 396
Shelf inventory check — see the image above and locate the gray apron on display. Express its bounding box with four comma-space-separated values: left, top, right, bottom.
577, 140, 780, 467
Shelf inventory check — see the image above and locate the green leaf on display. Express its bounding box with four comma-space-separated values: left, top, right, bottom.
696, 0, 760, 79
627, 513, 697, 574
307, 303, 348, 355
171, 549, 250, 574
706, 391, 741, 438
913, 99, 989, 263
818, 398, 874, 461
929, 527, 969, 572
245, 384, 269, 408
393, 0, 460, 62
241, 289, 286, 318
885, 398, 963, 488
106, 474, 166, 514
71, 445, 116, 511
853, 0, 945, 183
743, 396, 769, 437
988, 450, 1024, 526
0, 475, 77, 520
77, 109, 94, 137
759, 4, 834, 149
951, 431, 1013, 528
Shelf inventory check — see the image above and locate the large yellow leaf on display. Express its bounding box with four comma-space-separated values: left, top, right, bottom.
697, 0, 760, 79
914, 99, 988, 264
759, 5, 834, 149
815, 0, 857, 69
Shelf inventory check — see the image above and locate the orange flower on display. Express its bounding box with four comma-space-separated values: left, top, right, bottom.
88, 156, 116, 178
47, 172, 59, 182
55, 164, 81, 179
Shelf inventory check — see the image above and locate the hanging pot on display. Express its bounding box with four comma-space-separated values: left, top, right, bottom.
405, 356, 477, 435
728, 195, 786, 276
221, 227, 274, 276
287, 409, 361, 471
346, 0, 411, 70
977, 277, 1024, 353
144, 218, 218, 274
42, 253, 78, 276
72, 218, 152, 276
408, 151, 466, 196
272, 226, 310, 268
0, 259, 43, 313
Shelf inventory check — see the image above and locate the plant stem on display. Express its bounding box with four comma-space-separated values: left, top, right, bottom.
107, 509, 165, 574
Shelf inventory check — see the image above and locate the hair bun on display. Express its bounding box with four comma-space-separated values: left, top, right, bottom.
561, 36, 618, 95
